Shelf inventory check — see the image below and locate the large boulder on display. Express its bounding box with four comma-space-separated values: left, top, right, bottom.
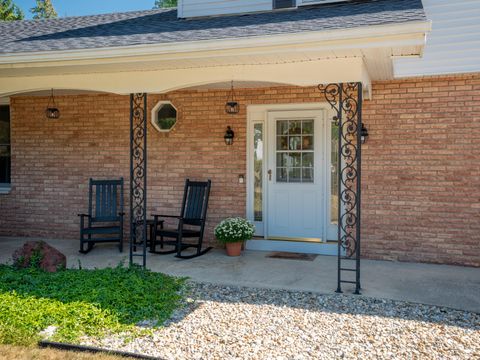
12, 241, 66, 272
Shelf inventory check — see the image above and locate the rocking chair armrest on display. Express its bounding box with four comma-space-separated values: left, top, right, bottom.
152, 214, 182, 219
118, 212, 125, 217
182, 218, 204, 222
77, 213, 91, 218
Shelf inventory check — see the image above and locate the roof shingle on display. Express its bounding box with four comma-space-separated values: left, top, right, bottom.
0, 0, 426, 55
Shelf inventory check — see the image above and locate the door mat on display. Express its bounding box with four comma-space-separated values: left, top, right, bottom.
267, 252, 317, 261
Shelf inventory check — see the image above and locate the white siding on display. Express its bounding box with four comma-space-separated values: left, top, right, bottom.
395, 0, 480, 77
178, 0, 272, 18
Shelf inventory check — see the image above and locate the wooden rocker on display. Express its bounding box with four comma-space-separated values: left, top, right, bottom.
78, 178, 124, 254
151, 179, 212, 259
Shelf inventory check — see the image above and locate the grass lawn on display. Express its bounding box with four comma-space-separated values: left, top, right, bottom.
0, 344, 136, 360
0, 264, 186, 346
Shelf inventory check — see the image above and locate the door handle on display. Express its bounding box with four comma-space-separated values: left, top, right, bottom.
268, 169, 272, 181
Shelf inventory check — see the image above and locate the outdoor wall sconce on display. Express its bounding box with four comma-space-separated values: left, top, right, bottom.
361, 123, 369, 144
225, 81, 239, 114
45, 88, 60, 119
224, 126, 235, 145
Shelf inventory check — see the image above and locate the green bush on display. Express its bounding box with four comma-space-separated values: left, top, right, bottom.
0, 264, 186, 346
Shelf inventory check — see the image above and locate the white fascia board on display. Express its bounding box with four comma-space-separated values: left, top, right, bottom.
0, 20, 431, 66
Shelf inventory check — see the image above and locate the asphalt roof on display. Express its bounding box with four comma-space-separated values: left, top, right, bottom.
0, 0, 425, 55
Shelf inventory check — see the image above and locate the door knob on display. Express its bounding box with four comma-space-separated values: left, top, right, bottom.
267, 169, 272, 181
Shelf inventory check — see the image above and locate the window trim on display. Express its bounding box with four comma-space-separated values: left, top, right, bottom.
151, 101, 178, 133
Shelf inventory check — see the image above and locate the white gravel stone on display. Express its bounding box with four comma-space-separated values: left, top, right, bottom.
82, 282, 480, 360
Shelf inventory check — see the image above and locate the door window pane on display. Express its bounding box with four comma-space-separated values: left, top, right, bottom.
276, 153, 287, 167
276, 119, 314, 183
290, 153, 301, 167
302, 168, 314, 182
277, 136, 288, 150
302, 136, 314, 150
254, 123, 263, 222
277, 121, 289, 135
302, 121, 313, 135
288, 168, 301, 182
302, 153, 314, 167
289, 136, 301, 150
289, 121, 301, 134
277, 167, 288, 182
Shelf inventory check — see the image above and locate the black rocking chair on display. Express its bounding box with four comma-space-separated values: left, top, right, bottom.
78, 178, 124, 254
151, 179, 212, 259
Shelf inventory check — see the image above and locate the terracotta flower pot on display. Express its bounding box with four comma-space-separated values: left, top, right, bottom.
225, 242, 243, 256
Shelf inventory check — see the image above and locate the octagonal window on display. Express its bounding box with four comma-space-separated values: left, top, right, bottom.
151, 101, 177, 132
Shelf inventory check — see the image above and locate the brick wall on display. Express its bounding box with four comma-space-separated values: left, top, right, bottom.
0, 87, 319, 247
0, 75, 479, 266
362, 74, 480, 267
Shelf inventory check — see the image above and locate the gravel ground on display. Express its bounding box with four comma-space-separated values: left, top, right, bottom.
83, 282, 480, 360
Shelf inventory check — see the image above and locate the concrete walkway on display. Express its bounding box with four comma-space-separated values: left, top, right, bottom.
1, 236, 479, 313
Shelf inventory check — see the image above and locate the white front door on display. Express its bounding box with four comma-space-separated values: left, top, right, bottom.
266, 110, 326, 241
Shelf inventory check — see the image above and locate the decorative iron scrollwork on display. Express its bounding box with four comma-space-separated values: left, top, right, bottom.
319, 82, 362, 294
129, 93, 147, 267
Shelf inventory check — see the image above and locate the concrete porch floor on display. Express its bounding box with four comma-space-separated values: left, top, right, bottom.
1, 236, 479, 313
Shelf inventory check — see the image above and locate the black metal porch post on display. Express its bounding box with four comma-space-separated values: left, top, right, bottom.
320, 82, 362, 294
129, 93, 148, 268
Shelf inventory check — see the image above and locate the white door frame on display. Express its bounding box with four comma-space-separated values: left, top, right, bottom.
246, 103, 337, 253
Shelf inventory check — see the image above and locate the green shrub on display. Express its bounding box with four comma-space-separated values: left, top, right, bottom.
0, 264, 186, 346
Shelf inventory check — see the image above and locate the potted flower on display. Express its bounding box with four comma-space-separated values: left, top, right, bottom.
214, 217, 255, 256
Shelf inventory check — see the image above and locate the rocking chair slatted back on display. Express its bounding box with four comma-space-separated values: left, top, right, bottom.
89, 178, 124, 222
181, 179, 211, 226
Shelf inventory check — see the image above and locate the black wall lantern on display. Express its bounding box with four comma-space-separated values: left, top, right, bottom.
45, 88, 60, 119
224, 126, 234, 145
361, 123, 369, 144
225, 81, 239, 114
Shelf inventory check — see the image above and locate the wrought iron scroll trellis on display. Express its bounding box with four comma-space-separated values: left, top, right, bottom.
319, 82, 362, 294
129, 93, 148, 268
